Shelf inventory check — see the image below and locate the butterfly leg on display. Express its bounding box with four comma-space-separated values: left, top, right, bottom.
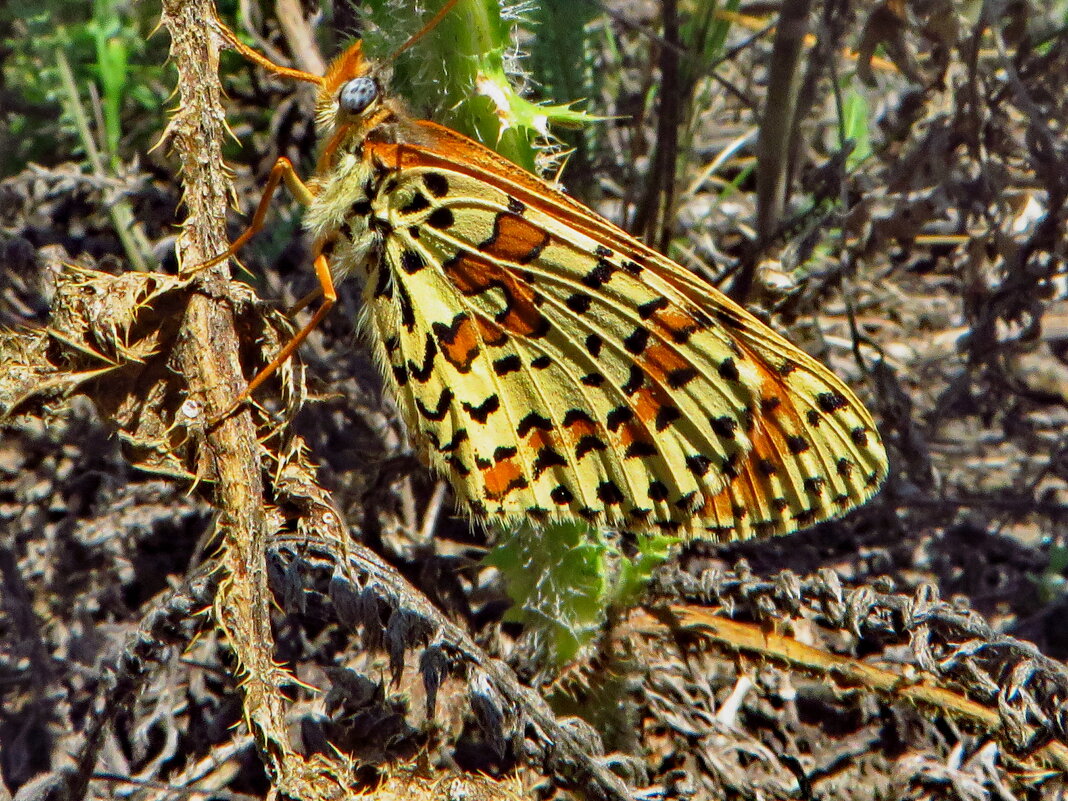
183, 156, 314, 275
233, 249, 336, 405
194, 156, 326, 420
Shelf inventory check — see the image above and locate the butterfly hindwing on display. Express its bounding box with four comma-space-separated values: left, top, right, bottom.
367, 172, 739, 532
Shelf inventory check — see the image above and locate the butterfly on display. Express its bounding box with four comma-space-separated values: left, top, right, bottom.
206, 5, 887, 542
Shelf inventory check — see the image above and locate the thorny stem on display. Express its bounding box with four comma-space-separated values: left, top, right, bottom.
159, 1, 353, 796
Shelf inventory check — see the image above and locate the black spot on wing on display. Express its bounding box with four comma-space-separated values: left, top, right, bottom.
493, 445, 518, 461
533, 447, 567, 477
492, 354, 522, 375
709, 415, 738, 440
638, 297, 669, 319
817, 391, 849, 412
721, 452, 740, 479
623, 327, 650, 354
400, 193, 430, 214
436, 429, 468, 452
622, 365, 644, 395
517, 412, 552, 437
563, 408, 596, 427
685, 455, 712, 477
427, 207, 454, 229
666, 366, 698, 388
654, 405, 681, 431
582, 259, 615, 289
606, 406, 633, 431
624, 440, 656, 458
551, 485, 573, 504
566, 292, 593, 314
718, 357, 740, 381
423, 172, 449, 197
648, 480, 669, 501
575, 436, 607, 459
407, 334, 437, 382
417, 388, 453, 421
597, 480, 624, 505
675, 491, 698, 511
400, 248, 426, 274
462, 394, 500, 423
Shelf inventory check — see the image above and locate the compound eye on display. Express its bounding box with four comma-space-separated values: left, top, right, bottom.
339, 77, 377, 115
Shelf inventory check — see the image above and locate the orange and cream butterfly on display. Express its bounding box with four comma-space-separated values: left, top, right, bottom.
203, 5, 887, 542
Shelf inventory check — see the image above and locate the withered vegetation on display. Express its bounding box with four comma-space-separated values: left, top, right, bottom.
1, 1, 1067, 799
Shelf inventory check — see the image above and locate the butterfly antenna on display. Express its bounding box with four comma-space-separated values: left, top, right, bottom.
385, 0, 461, 64
211, 8, 324, 85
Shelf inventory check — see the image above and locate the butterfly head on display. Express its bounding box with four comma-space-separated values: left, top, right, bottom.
314, 41, 399, 164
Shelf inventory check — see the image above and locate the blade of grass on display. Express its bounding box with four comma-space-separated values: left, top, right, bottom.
56, 48, 151, 272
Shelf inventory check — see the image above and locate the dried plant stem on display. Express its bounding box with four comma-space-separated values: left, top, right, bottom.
643, 606, 1068, 772
159, 1, 354, 795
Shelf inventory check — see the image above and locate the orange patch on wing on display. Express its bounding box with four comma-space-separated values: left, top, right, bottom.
694, 414, 807, 533
482, 457, 527, 500
640, 343, 691, 385
482, 213, 550, 264
437, 315, 481, 372
631, 385, 674, 425
474, 317, 508, 346
443, 251, 548, 338
616, 419, 653, 451
650, 305, 700, 342
754, 364, 811, 443
698, 487, 737, 523
562, 415, 598, 439
526, 426, 555, 451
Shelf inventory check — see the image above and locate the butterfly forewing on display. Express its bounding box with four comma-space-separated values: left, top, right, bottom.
333, 129, 887, 540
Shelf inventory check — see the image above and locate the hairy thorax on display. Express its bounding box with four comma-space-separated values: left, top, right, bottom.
307, 151, 380, 284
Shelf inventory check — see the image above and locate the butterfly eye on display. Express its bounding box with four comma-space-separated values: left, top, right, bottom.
339, 77, 378, 115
